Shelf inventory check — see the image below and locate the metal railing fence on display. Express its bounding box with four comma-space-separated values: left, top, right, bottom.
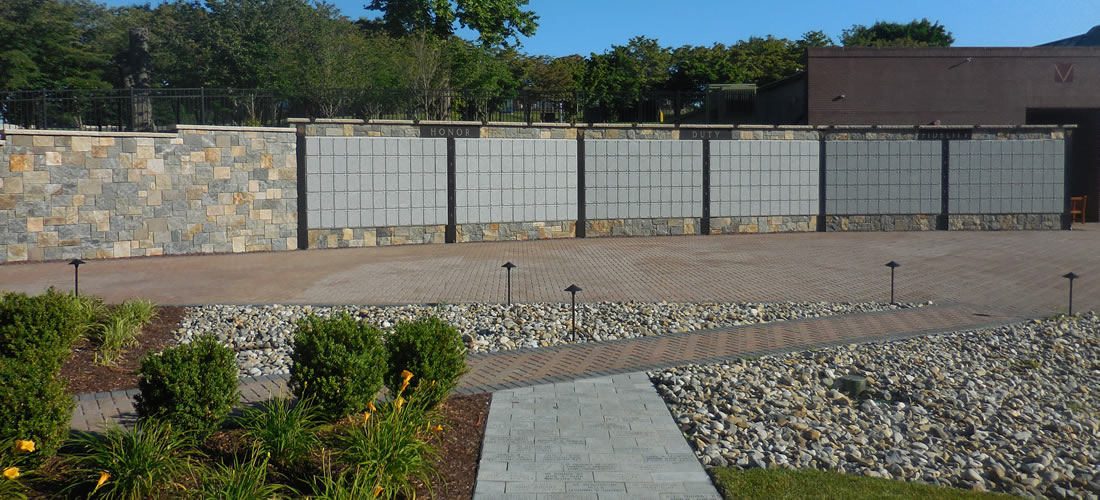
0, 87, 756, 131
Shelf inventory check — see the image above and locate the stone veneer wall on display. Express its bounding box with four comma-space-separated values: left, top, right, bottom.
457, 221, 575, 242
307, 225, 446, 248
585, 217, 699, 237
0, 125, 297, 263
825, 215, 937, 232
948, 214, 1061, 231
710, 216, 817, 234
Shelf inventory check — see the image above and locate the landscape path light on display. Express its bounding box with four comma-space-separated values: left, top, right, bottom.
565, 284, 582, 342
69, 259, 86, 296
502, 262, 516, 305
1063, 272, 1080, 316
885, 261, 900, 305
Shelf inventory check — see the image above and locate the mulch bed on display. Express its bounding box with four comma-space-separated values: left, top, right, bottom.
59, 305, 187, 395
50, 305, 490, 499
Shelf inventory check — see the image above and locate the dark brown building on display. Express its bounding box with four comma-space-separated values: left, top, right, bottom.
799, 44, 1100, 219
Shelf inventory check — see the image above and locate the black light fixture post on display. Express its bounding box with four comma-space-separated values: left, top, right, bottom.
1063, 272, 1080, 316
502, 262, 516, 305
69, 259, 86, 296
565, 284, 582, 342
885, 261, 900, 305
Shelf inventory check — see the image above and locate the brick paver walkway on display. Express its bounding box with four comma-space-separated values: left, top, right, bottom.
71, 301, 1023, 432
1, 230, 1098, 314
474, 373, 721, 500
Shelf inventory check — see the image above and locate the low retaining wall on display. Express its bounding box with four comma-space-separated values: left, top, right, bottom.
710, 216, 816, 234
585, 217, 699, 237
0, 126, 297, 263
948, 214, 1062, 231
457, 221, 575, 242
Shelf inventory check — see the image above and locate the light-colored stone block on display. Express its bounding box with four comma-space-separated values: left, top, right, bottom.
23, 171, 49, 184
205, 148, 221, 163
70, 136, 93, 152
45, 152, 62, 166
26, 217, 43, 232
214, 167, 231, 180
9, 154, 31, 172
32, 135, 54, 147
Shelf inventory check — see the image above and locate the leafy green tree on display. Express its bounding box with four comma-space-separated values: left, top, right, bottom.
0, 0, 111, 89
669, 43, 742, 92
730, 35, 802, 85
365, 0, 538, 47
841, 19, 954, 47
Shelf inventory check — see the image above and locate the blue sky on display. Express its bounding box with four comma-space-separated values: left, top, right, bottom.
102, 0, 1100, 56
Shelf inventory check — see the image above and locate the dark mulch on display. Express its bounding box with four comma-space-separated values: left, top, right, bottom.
418, 393, 491, 499
59, 305, 187, 394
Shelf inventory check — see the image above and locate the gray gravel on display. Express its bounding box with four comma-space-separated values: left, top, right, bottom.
173, 301, 924, 378
650, 313, 1100, 499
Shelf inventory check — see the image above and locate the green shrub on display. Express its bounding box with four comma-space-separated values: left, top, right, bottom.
63, 419, 198, 500
0, 289, 89, 369
335, 385, 441, 500
289, 313, 387, 419
135, 336, 240, 439
237, 396, 323, 474
0, 359, 74, 462
199, 443, 295, 500
384, 316, 468, 409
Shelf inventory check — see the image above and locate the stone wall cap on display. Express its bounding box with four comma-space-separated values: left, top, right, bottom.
735, 125, 776, 130
418, 120, 482, 126
1, 128, 177, 138
174, 124, 295, 133
678, 124, 734, 129
313, 118, 365, 124
368, 119, 416, 125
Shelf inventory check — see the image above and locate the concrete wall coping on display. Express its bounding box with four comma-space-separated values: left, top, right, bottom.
826, 124, 1075, 130
175, 124, 295, 133
1, 128, 177, 138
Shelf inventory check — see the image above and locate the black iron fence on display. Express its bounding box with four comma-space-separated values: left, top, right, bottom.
0, 87, 756, 131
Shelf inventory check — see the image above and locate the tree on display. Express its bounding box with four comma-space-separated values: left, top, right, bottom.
669, 43, 742, 92
365, 0, 538, 48
730, 36, 802, 85
0, 0, 111, 89
841, 19, 954, 47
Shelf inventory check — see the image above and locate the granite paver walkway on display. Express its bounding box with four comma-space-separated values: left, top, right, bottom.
474, 373, 721, 500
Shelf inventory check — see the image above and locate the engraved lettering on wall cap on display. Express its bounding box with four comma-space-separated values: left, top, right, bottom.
918, 130, 973, 140
678, 128, 733, 140
1055, 63, 1075, 83
420, 125, 479, 137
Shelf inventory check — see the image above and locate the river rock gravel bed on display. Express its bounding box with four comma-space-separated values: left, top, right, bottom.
650, 313, 1100, 499
173, 301, 923, 377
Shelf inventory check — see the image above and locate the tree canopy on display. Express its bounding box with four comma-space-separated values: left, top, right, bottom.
0, 0, 949, 100
364, 0, 538, 48
841, 19, 954, 47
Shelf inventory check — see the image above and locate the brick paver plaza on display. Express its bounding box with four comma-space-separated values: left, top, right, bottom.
3, 230, 1097, 497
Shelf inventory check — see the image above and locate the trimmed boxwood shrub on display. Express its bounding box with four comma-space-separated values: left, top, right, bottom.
0, 358, 74, 463
135, 335, 239, 439
0, 289, 89, 370
289, 313, 387, 419
385, 316, 468, 409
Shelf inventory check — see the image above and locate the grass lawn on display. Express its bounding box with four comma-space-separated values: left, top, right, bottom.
711, 467, 1021, 500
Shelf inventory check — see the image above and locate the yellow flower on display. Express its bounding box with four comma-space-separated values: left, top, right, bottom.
400, 370, 414, 392
94, 472, 110, 491
363, 411, 371, 423
13, 440, 35, 453
368, 401, 376, 412
395, 396, 405, 412
3, 467, 18, 480
372, 484, 383, 498
431, 424, 443, 432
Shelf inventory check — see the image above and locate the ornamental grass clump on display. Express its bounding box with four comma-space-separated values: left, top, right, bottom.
93, 299, 158, 366
385, 316, 469, 409
290, 313, 387, 419
237, 396, 324, 476
198, 443, 296, 500
335, 371, 442, 499
62, 419, 198, 500
135, 335, 239, 439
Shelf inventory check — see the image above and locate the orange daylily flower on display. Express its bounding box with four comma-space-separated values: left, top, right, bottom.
400, 370, 414, 392
3, 467, 18, 480
431, 424, 443, 432
363, 411, 372, 423
368, 401, 376, 412
372, 484, 384, 497
13, 440, 35, 453
94, 472, 110, 491
395, 396, 405, 412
